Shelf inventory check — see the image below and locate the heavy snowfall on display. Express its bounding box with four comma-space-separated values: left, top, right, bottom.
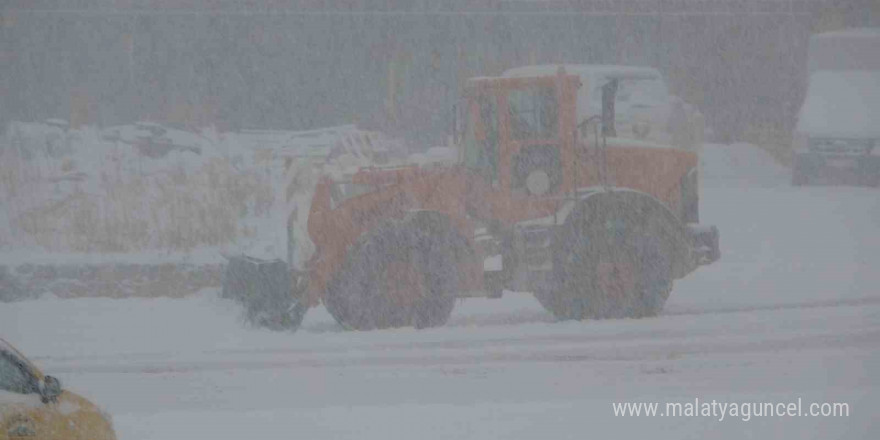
1, 2, 878, 440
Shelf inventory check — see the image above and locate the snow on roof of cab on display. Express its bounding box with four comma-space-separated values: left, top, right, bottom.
503, 64, 661, 80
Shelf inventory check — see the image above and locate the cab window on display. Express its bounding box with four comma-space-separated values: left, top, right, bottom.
0, 351, 36, 395
508, 86, 558, 140
463, 94, 499, 183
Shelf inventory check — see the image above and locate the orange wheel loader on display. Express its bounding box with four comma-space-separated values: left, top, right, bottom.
222, 67, 720, 331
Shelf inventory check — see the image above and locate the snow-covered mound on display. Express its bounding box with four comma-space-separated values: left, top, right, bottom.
0, 122, 411, 260
0, 122, 275, 254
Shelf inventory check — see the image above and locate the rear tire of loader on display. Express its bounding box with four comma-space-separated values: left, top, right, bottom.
534, 197, 673, 320
324, 220, 459, 331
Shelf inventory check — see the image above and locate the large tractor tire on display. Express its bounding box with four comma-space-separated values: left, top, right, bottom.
534, 195, 674, 320
222, 255, 307, 331
324, 217, 460, 331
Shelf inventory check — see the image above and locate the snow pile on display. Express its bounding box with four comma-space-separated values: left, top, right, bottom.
0, 121, 411, 262
0, 122, 275, 254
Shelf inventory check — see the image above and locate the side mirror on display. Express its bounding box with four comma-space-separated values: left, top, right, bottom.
601, 78, 619, 137
40, 376, 62, 403
451, 103, 458, 145
452, 99, 467, 147
577, 116, 602, 142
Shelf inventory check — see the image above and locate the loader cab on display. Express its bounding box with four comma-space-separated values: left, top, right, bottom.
503, 64, 679, 144
459, 71, 580, 216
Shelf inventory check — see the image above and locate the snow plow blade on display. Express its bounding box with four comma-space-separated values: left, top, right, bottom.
221, 255, 306, 331
687, 224, 720, 266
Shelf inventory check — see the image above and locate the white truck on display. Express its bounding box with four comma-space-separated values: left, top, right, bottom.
792, 28, 880, 187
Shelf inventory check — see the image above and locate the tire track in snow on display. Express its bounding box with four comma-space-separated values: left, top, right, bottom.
661, 295, 880, 317
38, 302, 880, 375
32, 297, 880, 367
43, 328, 880, 375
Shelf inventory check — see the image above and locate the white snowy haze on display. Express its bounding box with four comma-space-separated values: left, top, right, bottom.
1, 1, 878, 440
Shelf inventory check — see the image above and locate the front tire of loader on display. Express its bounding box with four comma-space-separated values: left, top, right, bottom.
534, 198, 673, 320
324, 220, 459, 331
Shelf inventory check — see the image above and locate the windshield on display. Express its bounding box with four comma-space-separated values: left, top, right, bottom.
508, 86, 558, 139
463, 94, 498, 182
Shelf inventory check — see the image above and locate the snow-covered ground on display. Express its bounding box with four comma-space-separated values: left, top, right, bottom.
2, 143, 878, 439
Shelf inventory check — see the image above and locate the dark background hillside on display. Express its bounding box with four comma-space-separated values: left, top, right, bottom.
2, 0, 877, 143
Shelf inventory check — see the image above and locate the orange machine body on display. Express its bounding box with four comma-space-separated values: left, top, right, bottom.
303, 72, 698, 305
